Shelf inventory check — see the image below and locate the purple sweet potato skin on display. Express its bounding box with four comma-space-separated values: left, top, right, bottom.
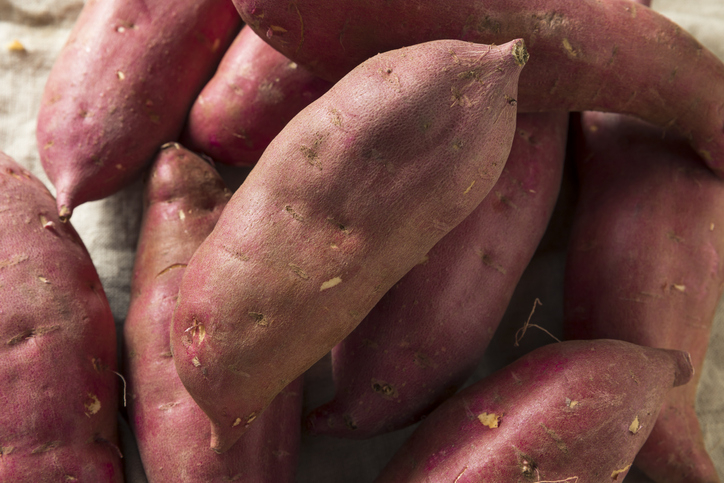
306, 111, 568, 439
170, 39, 526, 453
564, 112, 723, 483
181, 25, 332, 167
36, 0, 241, 218
375, 339, 694, 483
235, 0, 724, 176
123, 144, 302, 482
0, 153, 121, 482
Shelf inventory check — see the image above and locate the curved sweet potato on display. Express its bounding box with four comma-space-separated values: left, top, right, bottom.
306, 111, 567, 438
170, 38, 527, 453
564, 112, 723, 483
0, 152, 121, 482
36, 0, 241, 219
181, 25, 332, 167
124, 143, 302, 482
234, 0, 724, 176
375, 339, 694, 483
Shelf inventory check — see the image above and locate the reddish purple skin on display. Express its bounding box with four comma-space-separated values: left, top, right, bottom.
36, 0, 241, 218
564, 112, 723, 483
234, 0, 724, 177
170, 39, 526, 453
181, 26, 332, 167
306, 112, 568, 439
0, 153, 120, 482
123, 144, 303, 482
375, 340, 694, 483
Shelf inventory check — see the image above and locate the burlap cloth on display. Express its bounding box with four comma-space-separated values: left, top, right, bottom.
1, 1, 722, 481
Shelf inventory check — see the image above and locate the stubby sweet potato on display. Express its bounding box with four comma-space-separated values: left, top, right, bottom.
36, 0, 241, 219
564, 112, 723, 483
306, 111, 567, 439
234, 0, 724, 176
181, 25, 332, 167
170, 38, 527, 453
0, 152, 121, 481
124, 143, 302, 482
375, 339, 694, 483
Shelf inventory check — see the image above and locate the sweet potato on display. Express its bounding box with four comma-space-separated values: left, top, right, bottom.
36, 0, 241, 219
0, 152, 121, 481
306, 111, 567, 439
234, 0, 724, 176
564, 111, 723, 483
181, 25, 332, 167
170, 38, 527, 452
123, 143, 302, 482
375, 339, 694, 483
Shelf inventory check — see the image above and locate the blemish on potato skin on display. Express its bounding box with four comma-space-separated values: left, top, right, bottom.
249, 312, 270, 327
31, 441, 61, 454
371, 379, 398, 399
288, 263, 309, 280
7, 325, 61, 346
84, 394, 101, 416
611, 464, 631, 480
320, 277, 342, 291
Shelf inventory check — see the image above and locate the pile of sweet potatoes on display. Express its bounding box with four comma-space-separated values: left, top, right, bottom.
2, 0, 721, 481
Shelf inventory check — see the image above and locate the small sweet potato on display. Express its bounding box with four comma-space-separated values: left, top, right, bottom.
375, 339, 694, 483
181, 25, 332, 167
306, 111, 568, 439
564, 112, 723, 483
36, 0, 241, 218
235, 0, 724, 176
171, 38, 527, 453
124, 143, 302, 481
0, 152, 121, 481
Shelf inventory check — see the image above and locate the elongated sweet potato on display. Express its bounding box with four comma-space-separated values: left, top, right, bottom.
170, 38, 527, 453
564, 112, 723, 483
0, 152, 121, 481
36, 0, 241, 219
375, 339, 694, 483
181, 25, 332, 167
124, 143, 302, 482
306, 111, 567, 439
234, 0, 724, 176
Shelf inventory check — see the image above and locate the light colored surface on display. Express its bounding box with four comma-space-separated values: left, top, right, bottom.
0, 1, 722, 481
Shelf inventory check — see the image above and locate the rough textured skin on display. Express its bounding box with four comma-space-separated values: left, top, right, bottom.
306, 112, 568, 439
36, 0, 241, 218
181, 25, 332, 167
170, 38, 527, 453
375, 339, 694, 483
234, 0, 724, 177
564, 112, 723, 483
0, 152, 121, 482
123, 144, 302, 482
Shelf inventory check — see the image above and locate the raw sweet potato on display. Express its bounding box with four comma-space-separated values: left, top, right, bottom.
234, 0, 724, 176
170, 38, 527, 453
375, 339, 694, 483
123, 143, 302, 482
0, 152, 121, 481
306, 111, 568, 439
36, 0, 241, 219
564, 112, 723, 483
181, 25, 332, 167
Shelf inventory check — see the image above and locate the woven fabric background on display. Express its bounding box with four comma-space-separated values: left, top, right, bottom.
1, 1, 722, 481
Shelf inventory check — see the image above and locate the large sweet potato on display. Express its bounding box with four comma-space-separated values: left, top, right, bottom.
170, 38, 527, 453
36, 0, 241, 218
234, 0, 724, 176
124, 143, 302, 481
375, 339, 694, 483
306, 111, 567, 439
564, 112, 723, 483
181, 25, 332, 167
0, 152, 121, 481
